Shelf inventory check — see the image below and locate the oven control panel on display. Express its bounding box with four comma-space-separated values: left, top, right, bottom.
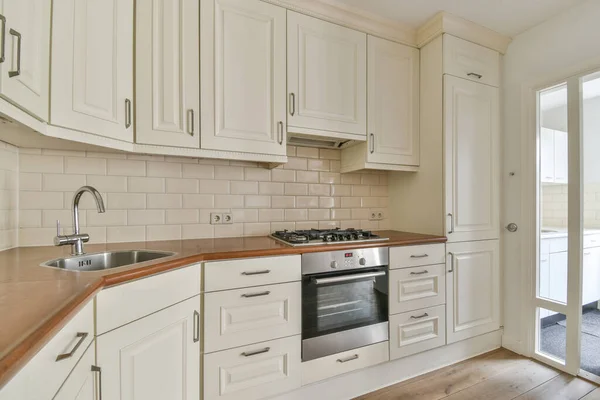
301, 247, 389, 275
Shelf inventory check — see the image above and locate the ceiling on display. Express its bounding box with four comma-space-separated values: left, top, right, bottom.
328, 0, 587, 37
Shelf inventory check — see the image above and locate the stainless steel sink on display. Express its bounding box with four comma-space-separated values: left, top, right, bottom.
42, 250, 176, 272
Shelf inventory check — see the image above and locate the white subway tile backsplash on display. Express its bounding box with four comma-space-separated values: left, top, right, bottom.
271, 196, 295, 209
319, 172, 340, 184
231, 181, 259, 195
259, 209, 284, 222
307, 159, 329, 172
215, 194, 244, 208
107, 226, 146, 243
107, 159, 146, 176
128, 210, 165, 226
88, 176, 128, 193
166, 209, 199, 225
272, 169, 295, 182
244, 195, 270, 208
308, 184, 330, 196
309, 209, 330, 220
215, 166, 244, 180
296, 147, 319, 159
199, 180, 229, 194
243, 222, 271, 236
19, 210, 41, 228
214, 223, 244, 238
107, 193, 147, 209
65, 157, 106, 175
259, 182, 284, 195
285, 209, 308, 221
19, 173, 42, 191
147, 194, 182, 209
296, 170, 319, 183
87, 209, 126, 226
148, 161, 182, 178
182, 224, 214, 239
128, 177, 165, 193
166, 178, 199, 194
21, 191, 64, 210
284, 183, 308, 196
146, 225, 181, 241
284, 157, 308, 170
182, 194, 214, 209
296, 196, 319, 208
20, 154, 63, 173
319, 149, 340, 160
182, 164, 214, 179
43, 174, 86, 191
232, 209, 258, 223
245, 167, 271, 181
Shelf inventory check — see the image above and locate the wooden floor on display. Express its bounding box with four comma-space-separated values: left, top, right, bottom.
355, 348, 600, 400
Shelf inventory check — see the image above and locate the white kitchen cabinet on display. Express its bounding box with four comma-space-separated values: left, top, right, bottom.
446, 240, 500, 344
0, 0, 50, 120
443, 35, 500, 87
287, 11, 366, 139
582, 248, 600, 305
444, 75, 500, 242
135, 0, 199, 148
51, 0, 133, 142
554, 130, 568, 184
548, 251, 568, 304
541, 127, 555, 183
389, 304, 446, 360
52, 344, 97, 400
201, 0, 286, 156
389, 264, 446, 314
96, 295, 200, 400
341, 35, 419, 172
540, 128, 568, 184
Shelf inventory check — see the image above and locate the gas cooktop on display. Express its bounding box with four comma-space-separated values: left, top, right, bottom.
270, 228, 389, 247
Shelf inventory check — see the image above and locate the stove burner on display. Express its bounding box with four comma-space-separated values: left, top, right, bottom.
271, 228, 386, 246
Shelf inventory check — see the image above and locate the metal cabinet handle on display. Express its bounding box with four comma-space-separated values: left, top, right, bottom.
337, 354, 359, 363
56, 332, 88, 361
193, 310, 200, 343
410, 270, 429, 275
289, 93, 295, 116
241, 269, 270, 276
314, 271, 385, 285
187, 109, 194, 136
242, 347, 270, 357
0, 15, 6, 63
370, 133, 375, 153
410, 254, 429, 259
448, 252, 455, 273
241, 290, 271, 298
278, 121, 284, 144
467, 72, 482, 79
8, 29, 21, 77
410, 313, 429, 319
91, 365, 102, 400
125, 99, 132, 128
447, 213, 454, 234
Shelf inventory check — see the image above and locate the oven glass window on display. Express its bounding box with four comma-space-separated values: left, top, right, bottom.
302, 268, 388, 340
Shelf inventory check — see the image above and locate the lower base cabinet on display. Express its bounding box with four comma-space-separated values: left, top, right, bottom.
203, 335, 301, 400
389, 304, 446, 360
96, 296, 201, 400
52, 344, 97, 400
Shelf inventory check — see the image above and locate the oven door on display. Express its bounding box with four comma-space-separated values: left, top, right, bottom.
302, 266, 389, 361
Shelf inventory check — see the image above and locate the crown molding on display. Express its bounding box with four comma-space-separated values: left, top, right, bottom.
418, 11, 512, 54
262, 0, 418, 47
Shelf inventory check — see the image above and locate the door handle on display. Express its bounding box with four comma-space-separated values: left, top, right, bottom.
187, 109, 195, 136
370, 133, 375, 153
278, 121, 283, 144
8, 29, 21, 77
125, 99, 132, 128
448, 252, 455, 273
506, 223, 518, 232
91, 366, 102, 400
289, 93, 295, 116
193, 310, 200, 343
56, 332, 88, 361
447, 213, 454, 234
336, 354, 359, 363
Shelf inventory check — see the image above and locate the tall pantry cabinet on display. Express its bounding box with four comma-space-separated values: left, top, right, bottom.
389, 34, 501, 344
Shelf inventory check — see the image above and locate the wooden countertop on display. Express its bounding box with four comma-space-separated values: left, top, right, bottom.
0, 230, 445, 388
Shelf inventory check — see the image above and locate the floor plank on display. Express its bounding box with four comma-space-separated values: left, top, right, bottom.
582, 387, 600, 399
514, 373, 597, 400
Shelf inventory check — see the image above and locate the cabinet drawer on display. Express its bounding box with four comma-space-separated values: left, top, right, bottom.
204, 335, 301, 400
389, 264, 445, 314
0, 301, 94, 400
301, 341, 389, 385
204, 282, 301, 353
549, 237, 568, 253
585, 234, 600, 248
443, 35, 499, 87
389, 304, 446, 360
96, 263, 201, 334
390, 243, 445, 269
204, 255, 301, 292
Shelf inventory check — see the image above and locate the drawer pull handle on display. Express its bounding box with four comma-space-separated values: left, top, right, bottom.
410, 254, 429, 259
337, 354, 359, 363
289, 93, 295, 116
56, 332, 88, 361
241, 269, 271, 276
193, 310, 200, 343
91, 365, 102, 400
241, 290, 271, 298
242, 347, 270, 357
410, 313, 429, 319
8, 29, 21, 77
467, 72, 482, 79
410, 270, 429, 275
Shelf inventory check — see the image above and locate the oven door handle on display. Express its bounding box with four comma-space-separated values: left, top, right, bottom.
314, 271, 386, 285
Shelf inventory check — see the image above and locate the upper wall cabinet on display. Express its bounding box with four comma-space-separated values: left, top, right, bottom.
51, 0, 133, 142
443, 35, 500, 87
201, 0, 286, 156
0, 0, 50, 121
287, 11, 366, 139
341, 36, 419, 172
541, 127, 568, 184
136, 0, 200, 148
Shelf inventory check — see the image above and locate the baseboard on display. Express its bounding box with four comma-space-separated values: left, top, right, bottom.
271, 330, 502, 400
501, 334, 525, 356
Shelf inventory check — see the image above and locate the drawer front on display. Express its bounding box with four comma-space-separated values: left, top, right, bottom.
204, 255, 301, 292
389, 304, 446, 360
390, 243, 445, 269
96, 263, 201, 334
389, 264, 445, 314
0, 302, 94, 400
301, 341, 389, 385
549, 237, 568, 253
204, 335, 301, 400
585, 234, 600, 248
204, 282, 301, 353
540, 238, 550, 255
443, 35, 500, 87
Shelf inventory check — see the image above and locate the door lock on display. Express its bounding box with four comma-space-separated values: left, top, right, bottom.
506, 223, 518, 232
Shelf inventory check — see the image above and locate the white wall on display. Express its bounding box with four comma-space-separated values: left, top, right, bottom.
502, 0, 600, 353
0, 141, 18, 250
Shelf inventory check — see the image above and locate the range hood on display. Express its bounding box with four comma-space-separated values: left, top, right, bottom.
287, 130, 365, 149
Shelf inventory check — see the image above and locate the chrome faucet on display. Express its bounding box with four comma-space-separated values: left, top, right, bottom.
54, 186, 105, 256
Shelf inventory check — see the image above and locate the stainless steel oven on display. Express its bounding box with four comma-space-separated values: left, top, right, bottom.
301, 247, 389, 361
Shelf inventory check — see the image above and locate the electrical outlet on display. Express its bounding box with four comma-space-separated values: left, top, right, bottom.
222, 212, 233, 224
369, 210, 384, 221
377, 211, 384, 220
210, 213, 222, 225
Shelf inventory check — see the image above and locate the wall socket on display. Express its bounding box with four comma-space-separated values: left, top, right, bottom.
368, 211, 385, 221
210, 212, 233, 225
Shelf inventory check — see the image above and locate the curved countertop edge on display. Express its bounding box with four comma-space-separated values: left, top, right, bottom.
0, 231, 447, 388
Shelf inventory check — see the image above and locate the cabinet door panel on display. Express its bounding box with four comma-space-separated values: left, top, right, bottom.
201, 0, 286, 155
136, 0, 199, 148
51, 0, 133, 141
367, 36, 419, 166
1, 0, 50, 120
444, 75, 499, 242
97, 296, 200, 400
554, 130, 568, 184
446, 240, 500, 343
389, 304, 446, 360
540, 127, 555, 183
52, 345, 96, 400
287, 11, 366, 137
548, 251, 568, 304
389, 264, 445, 314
